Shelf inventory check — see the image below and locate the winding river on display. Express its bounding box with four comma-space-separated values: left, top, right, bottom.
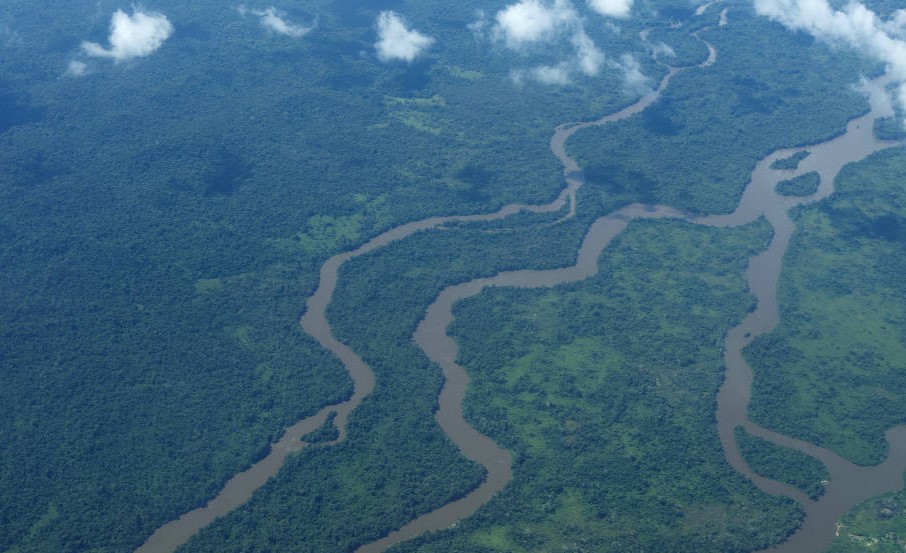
702, 76, 906, 553
136, 19, 906, 553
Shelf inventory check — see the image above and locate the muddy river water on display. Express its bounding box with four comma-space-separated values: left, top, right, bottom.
702, 77, 906, 552
136, 26, 906, 553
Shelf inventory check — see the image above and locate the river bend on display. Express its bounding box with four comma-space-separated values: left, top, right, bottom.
400, 74, 906, 553
136, 22, 905, 553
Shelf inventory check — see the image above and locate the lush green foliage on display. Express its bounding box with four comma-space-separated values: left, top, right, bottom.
0, 0, 900, 551
828, 488, 906, 552
776, 171, 820, 197
0, 0, 610, 549
571, 4, 869, 215
771, 151, 811, 171
874, 84, 906, 140
735, 427, 829, 500
180, 198, 592, 551
874, 116, 906, 140
388, 218, 805, 553
747, 147, 906, 465
0, 0, 589, 549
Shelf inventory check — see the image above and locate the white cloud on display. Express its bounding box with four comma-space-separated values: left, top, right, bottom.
572, 28, 605, 75
493, 0, 577, 48
468, 10, 487, 37
239, 6, 313, 38
753, 0, 906, 121
883, 9, 906, 39
618, 54, 652, 95
82, 9, 173, 61
588, 0, 634, 19
513, 62, 573, 85
490, 0, 610, 85
374, 11, 434, 63
534, 63, 572, 84
66, 60, 89, 77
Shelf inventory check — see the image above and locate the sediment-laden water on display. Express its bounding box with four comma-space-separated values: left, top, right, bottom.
700, 77, 906, 553
397, 74, 906, 553
136, 19, 905, 553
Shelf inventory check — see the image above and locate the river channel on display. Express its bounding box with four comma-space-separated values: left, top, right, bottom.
700, 76, 906, 553
387, 73, 906, 553
136, 22, 906, 553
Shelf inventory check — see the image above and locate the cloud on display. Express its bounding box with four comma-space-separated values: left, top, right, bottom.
66, 60, 89, 77
489, 0, 608, 85
82, 9, 173, 61
652, 42, 677, 59
753, 0, 906, 120
533, 63, 572, 84
468, 10, 487, 37
238, 6, 313, 38
493, 0, 577, 48
374, 11, 434, 62
883, 9, 906, 39
587, 0, 634, 19
617, 54, 652, 95
512, 62, 572, 85
572, 29, 605, 76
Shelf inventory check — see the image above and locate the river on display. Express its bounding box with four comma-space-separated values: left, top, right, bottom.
396, 73, 906, 553
135, 22, 906, 553
700, 76, 906, 553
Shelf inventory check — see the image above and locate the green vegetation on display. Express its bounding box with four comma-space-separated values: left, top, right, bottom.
0, 1, 585, 550
875, 110, 906, 140
873, 84, 906, 140
735, 427, 829, 500
874, 116, 906, 140
0, 0, 900, 551
571, 5, 870, 215
301, 413, 340, 445
829, 488, 906, 552
771, 151, 811, 170
180, 201, 591, 552
0, 0, 612, 549
747, 147, 906, 465
776, 171, 820, 197
389, 218, 804, 553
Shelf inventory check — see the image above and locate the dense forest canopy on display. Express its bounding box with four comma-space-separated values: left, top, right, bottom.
1, 0, 905, 552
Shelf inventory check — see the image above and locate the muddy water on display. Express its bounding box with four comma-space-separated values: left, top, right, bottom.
353, 38, 719, 553
137, 26, 903, 553
371, 75, 906, 553
697, 76, 906, 553
133, 407, 332, 553
134, 31, 699, 553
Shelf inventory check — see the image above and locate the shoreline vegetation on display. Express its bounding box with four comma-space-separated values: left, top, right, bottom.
1, 1, 905, 552
177, 15, 896, 551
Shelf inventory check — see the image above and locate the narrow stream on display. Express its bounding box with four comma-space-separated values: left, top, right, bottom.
136, 20, 906, 553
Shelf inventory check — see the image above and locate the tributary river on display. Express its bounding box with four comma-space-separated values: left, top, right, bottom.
135, 24, 906, 553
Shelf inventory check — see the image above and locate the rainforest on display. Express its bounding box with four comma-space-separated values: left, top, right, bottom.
1, 1, 906, 552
